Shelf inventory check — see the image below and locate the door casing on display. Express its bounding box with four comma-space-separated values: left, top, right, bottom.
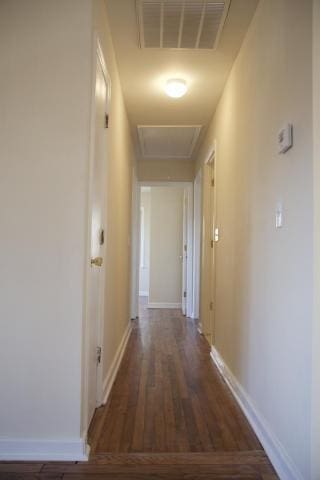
132, 181, 194, 317
82, 36, 111, 439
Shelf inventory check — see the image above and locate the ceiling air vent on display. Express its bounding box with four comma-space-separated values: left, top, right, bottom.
136, 0, 230, 49
137, 125, 202, 159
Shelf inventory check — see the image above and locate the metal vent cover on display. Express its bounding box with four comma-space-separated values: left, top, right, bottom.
136, 0, 230, 49
138, 125, 202, 159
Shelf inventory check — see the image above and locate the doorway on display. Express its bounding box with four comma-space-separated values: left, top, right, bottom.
83, 41, 110, 433
192, 168, 202, 321
199, 143, 217, 345
134, 182, 193, 316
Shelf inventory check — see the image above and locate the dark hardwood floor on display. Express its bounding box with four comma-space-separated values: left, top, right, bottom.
0, 299, 278, 479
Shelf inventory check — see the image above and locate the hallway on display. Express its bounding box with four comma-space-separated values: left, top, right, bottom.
84, 299, 277, 477
1, 1, 319, 478
0, 301, 277, 478
92, 299, 262, 453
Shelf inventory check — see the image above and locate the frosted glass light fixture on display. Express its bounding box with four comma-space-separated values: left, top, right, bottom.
165, 79, 187, 98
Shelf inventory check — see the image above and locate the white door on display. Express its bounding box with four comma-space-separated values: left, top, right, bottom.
193, 169, 202, 319
181, 190, 188, 315
87, 54, 108, 426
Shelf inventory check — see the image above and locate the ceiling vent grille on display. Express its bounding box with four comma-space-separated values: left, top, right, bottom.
136, 0, 230, 49
137, 125, 202, 159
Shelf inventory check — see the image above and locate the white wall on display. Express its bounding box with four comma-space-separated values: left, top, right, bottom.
138, 159, 194, 182
196, 0, 313, 478
312, 0, 320, 478
0, 0, 136, 459
0, 0, 92, 452
149, 187, 184, 307
139, 191, 150, 296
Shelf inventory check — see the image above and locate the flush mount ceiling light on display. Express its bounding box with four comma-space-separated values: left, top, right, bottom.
165, 79, 187, 98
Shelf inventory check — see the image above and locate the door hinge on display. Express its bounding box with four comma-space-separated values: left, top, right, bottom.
184, 291, 187, 298
210, 239, 214, 248
105, 114, 109, 129
209, 301, 214, 311
99, 229, 105, 246
211, 178, 215, 187
184, 244, 187, 252
96, 346, 102, 364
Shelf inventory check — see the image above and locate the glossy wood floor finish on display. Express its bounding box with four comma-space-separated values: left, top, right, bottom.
0, 299, 277, 479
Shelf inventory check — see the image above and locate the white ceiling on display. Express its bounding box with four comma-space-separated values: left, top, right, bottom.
105, 0, 258, 160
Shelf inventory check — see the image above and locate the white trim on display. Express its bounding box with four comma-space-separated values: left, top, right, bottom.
102, 322, 132, 405
185, 183, 194, 318
130, 164, 141, 320
137, 181, 194, 319
192, 168, 202, 320
0, 438, 89, 461
204, 140, 216, 165
139, 291, 149, 296
182, 189, 188, 315
140, 206, 145, 268
210, 346, 303, 480
140, 181, 192, 187
148, 302, 182, 309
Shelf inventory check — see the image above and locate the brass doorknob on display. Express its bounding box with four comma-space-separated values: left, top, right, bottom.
91, 257, 103, 267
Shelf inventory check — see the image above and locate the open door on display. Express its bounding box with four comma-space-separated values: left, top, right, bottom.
192, 169, 202, 320
200, 142, 217, 345
85, 45, 109, 429
181, 189, 188, 315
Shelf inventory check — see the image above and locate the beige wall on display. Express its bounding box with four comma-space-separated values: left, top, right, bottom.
149, 187, 184, 306
0, 0, 135, 456
92, 0, 135, 404
196, 0, 313, 478
138, 159, 194, 182
312, 1, 320, 478
139, 191, 151, 295
0, 0, 92, 445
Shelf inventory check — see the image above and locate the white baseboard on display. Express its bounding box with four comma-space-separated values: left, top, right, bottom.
210, 346, 303, 480
0, 437, 89, 461
197, 322, 203, 334
147, 302, 182, 309
102, 322, 132, 405
139, 291, 149, 296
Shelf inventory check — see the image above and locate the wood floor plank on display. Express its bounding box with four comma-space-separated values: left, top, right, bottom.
0, 474, 62, 480
0, 464, 43, 473
86, 451, 271, 465
62, 475, 264, 480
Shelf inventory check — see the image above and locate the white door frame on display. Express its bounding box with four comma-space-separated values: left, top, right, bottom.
133, 181, 194, 317
204, 141, 217, 343
312, 1, 320, 477
82, 36, 111, 438
182, 189, 188, 315
130, 163, 141, 319
192, 168, 202, 319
